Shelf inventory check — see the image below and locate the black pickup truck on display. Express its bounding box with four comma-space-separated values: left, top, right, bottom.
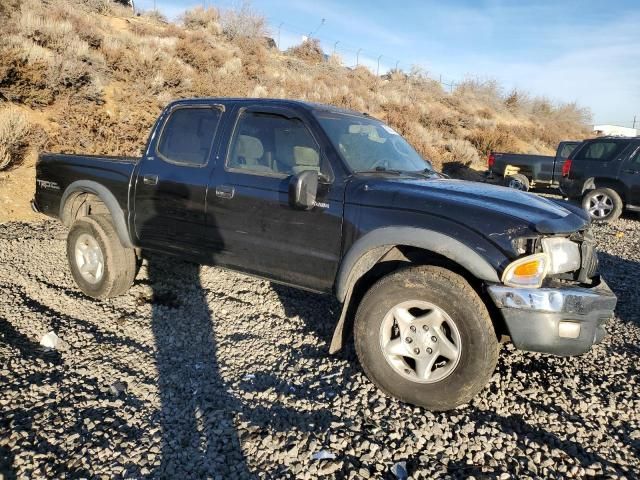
32, 98, 617, 410
488, 141, 580, 191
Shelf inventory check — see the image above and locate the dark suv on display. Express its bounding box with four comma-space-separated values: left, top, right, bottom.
561, 137, 640, 222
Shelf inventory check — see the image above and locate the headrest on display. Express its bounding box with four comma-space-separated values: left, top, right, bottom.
235, 135, 264, 159
293, 146, 319, 167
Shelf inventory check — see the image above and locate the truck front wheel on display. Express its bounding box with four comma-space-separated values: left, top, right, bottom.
67, 215, 137, 299
354, 265, 499, 410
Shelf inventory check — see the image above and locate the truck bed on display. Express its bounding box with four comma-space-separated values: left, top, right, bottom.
34, 153, 139, 220
491, 152, 554, 175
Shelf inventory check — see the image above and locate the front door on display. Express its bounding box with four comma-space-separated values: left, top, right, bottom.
620, 142, 640, 206
206, 106, 344, 292
134, 105, 224, 254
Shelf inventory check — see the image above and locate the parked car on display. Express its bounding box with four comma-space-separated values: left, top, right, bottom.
488, 141, 581, 191
561, 136, 640, 222
32, 98, 617, 410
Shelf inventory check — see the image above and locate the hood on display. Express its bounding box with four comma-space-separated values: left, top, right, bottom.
350, 176, 589, 235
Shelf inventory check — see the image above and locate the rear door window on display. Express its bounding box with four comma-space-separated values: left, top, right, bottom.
157, 107, 222, 166
574, 141, 630, 162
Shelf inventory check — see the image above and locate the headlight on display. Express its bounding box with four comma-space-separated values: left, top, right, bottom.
502, 253, 549, 288
541, 237, 581, 274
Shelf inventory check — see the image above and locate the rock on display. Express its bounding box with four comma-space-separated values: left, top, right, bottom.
109, 381, 127, 397
311, 450, 336, 461
390, 461, 408, 480
39, 331, 61, 349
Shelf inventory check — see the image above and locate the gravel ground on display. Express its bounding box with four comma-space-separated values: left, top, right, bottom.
0, 217, 638, 479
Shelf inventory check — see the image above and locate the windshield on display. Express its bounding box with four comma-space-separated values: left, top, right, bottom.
314, 112, 432, 173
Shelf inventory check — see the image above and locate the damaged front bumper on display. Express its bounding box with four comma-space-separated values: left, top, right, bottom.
487, 277, 617, 356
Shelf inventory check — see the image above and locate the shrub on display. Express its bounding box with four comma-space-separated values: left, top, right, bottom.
141, 10, 167, 24
219, 1, 268, 40
286, 39, 324, 64
0, 47, 55, 106
0, 106, 31, 170
182, 6, 222, 34
82, 0, 112, 15
444, 138, 481, 165
465, 124, 519, 156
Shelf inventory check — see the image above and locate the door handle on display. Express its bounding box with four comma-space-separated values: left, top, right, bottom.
143, 174, 158, 185
215, 185, 235, 199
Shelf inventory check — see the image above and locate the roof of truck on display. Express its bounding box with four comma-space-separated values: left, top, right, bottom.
165, 97, 368, 117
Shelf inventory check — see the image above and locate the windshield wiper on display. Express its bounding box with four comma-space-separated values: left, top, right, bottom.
354, 167, 403, 175
411, 169, 439, 178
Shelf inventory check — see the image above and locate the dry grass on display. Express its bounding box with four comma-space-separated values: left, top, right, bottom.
181, 6, 222, 35
286, 39, 325, 64
0, 0, 591, 177
0, 106, 31, 170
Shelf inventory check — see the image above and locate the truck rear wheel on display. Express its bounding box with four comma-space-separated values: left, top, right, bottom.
504, 173, 530, 191
67, 215, 137, 299
354, 265, 499, 410
582, 188, 623, 223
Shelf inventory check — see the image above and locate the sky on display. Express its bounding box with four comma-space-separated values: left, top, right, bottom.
137, 0, 640, 127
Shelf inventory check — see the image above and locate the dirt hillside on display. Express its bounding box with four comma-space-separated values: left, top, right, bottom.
0, 0, 591, 223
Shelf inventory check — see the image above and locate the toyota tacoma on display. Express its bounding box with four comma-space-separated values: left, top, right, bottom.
32, 98, 617, 410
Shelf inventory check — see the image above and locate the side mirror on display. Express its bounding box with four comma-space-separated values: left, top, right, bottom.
289, 170, 318, 210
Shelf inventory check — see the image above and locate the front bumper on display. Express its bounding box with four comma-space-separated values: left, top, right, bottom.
487, 278, 617, 356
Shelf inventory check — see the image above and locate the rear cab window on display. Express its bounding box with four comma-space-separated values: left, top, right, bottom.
558, 142, 579, 159
574, 140, 631, 162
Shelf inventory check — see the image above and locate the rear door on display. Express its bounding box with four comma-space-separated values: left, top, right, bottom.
133, 104, 224, 254
620, 141, 640, 205
205, 105, 345, 292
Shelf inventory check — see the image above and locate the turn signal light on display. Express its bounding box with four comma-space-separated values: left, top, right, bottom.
502, 253, 549, 288
513, 260, 543, 277
488, 153, 495, 168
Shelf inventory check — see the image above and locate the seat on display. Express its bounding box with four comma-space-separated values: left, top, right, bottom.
292, 146, 320, 174
231, 135, 272, 173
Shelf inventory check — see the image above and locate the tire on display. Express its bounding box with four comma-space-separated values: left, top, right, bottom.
354, 265, 499, 411
582, 188, 623, 223
504, 173, 530, 191
67, 215, 137, 299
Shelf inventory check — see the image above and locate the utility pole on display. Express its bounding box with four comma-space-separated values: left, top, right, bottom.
308, 18, 325, 40
356, 48, 362, 67
277, 22, 283, 50
633, 115, 637, 129
376, 54, 383, 76
333, 41, 339, 55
